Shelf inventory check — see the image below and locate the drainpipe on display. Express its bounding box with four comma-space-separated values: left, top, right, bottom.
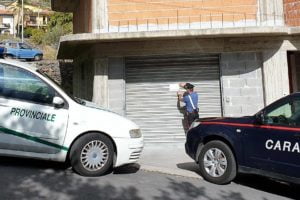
21, 0, 24, 42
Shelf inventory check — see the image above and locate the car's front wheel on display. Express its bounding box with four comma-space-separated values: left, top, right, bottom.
198, 140, 236, 184
34, 54, 43, 61
70, 133, 114, 176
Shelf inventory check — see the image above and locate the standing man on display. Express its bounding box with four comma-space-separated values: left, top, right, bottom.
177, 83, 199, 128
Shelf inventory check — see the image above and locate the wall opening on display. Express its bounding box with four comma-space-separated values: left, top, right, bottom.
288, 51, 300, 93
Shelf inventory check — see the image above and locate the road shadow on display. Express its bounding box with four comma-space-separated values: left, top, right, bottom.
177, 161, 300, 199
154, 177, 246, 200
0, 159, 143, 200
176, 162, 201, 175
0, 156, 141, 175
234, 174, 300, 199
113, 163, 140, 174
0, 156, 71, 170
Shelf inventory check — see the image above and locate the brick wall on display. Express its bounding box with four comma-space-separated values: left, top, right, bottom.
284, 0, 300, 26
108, 0, 258, 30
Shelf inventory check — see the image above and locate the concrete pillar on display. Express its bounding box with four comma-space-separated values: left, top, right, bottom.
262, 50, 290, 105
257, 0, 284, 26
91, 0, 108, 33
108, 57, 125, 115
93, 58, 109, 107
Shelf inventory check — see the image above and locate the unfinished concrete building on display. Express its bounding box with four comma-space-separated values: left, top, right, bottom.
52, 0, 300, 144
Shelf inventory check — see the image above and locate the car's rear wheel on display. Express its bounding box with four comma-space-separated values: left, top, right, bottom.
4, 54, 13, 59
70, 133, 114, 176
198, 140, 236, 184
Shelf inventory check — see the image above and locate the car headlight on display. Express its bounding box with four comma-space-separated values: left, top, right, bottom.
129, 129, 142, 138
190, 121, 201, 129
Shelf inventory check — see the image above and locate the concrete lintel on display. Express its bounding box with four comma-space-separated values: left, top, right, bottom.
60, 27, 292, 44
289, 27, 300, 35
57, 27, 300, 59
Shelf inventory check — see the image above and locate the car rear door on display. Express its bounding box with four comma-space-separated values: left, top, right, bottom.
242, 96, 300, 178
0, 63, 69, 154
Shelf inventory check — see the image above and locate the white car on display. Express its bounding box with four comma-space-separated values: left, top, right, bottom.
0, 59, 143, 176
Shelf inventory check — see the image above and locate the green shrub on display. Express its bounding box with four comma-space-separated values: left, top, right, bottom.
30, 29, 45, 45
44, 25, 65, 47
24, 27, 35, 38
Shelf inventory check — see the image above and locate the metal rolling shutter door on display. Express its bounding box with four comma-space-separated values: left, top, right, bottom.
125, 54, 222, 143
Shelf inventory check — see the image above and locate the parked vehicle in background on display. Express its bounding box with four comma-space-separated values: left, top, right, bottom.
186, 93, 300, 185
0, 41, 43, 61
0, 46, 4, 58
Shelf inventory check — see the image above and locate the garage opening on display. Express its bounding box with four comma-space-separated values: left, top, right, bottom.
125, 54, 222, 144
288, 52, 300, 93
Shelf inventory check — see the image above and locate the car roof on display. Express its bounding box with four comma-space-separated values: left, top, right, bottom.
0, 59, 37, 72
1, 40, 17, 43
291, 92, 300, 97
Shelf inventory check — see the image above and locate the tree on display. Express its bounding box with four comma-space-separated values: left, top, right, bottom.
44, 12, 73, 47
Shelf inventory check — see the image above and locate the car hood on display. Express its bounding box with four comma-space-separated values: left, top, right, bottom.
82, 99, 117, 114
70, 99, 140, 138
199, 116, 255, 124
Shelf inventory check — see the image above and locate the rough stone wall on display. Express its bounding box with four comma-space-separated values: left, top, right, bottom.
284, 0, 300, 26
34, 60, 74, 95
220, 52, 264, 117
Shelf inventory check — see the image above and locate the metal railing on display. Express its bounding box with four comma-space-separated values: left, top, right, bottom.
103, 12, 285, 33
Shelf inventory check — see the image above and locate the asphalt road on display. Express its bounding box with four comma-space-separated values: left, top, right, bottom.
0, 157, 298, 200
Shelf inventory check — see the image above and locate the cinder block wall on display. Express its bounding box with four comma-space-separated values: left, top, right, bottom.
220, 52, 264, 117
108, 0, 258, 28
284, 0, 300, 26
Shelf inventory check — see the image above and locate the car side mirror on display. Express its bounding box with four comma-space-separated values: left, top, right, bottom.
255, 112, 265, 124
53, 96, 64, 108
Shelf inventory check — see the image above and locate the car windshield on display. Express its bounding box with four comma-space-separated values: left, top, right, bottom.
37, 70, 86, 105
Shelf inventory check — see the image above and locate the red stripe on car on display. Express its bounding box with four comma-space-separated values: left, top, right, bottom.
201, 121, 300, 132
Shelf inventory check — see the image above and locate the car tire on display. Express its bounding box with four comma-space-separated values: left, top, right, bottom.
198, 140, 236, 184
34, 55, 42, 61
4, 54, 13, 59
70, 133, 114, 177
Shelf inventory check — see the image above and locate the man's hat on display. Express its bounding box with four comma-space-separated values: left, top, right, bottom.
184, 83, 194, 89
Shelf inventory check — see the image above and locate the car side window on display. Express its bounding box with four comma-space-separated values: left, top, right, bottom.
0, 63, 55, 105
19, 43, 30, 49
9, 43, 17, 48
265, 99, 300, 127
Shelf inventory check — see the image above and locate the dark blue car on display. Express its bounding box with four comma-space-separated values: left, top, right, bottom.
186, 93, 300, 184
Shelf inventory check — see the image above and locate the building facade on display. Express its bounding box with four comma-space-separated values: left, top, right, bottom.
52, 0, 300, 144
24, 10, 51, 29
0, 2, 52, 36
0, 4, 14, 35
